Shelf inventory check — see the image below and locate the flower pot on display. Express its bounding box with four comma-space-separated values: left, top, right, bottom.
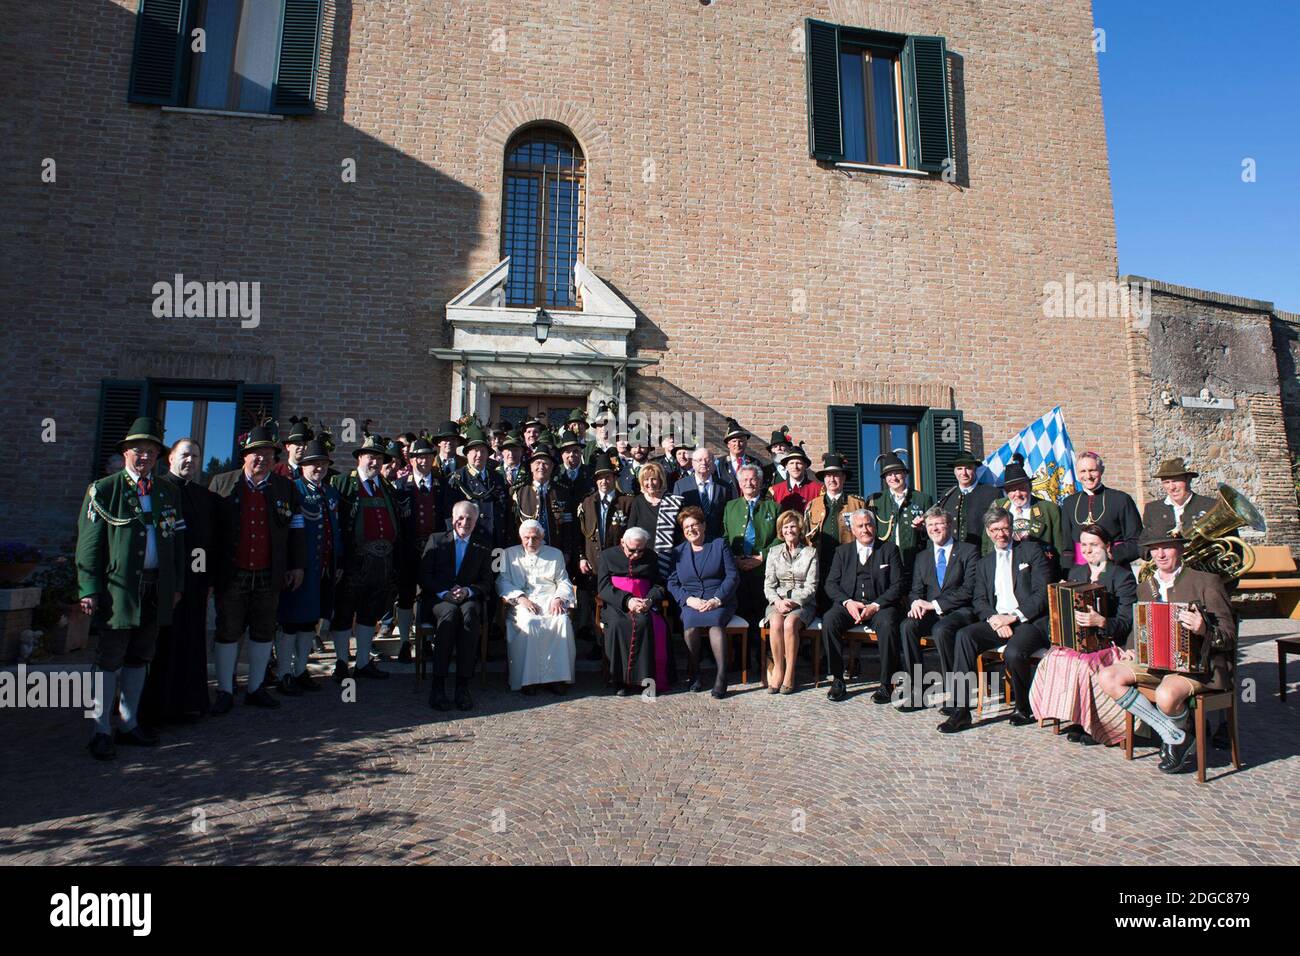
0, 562, 38, 585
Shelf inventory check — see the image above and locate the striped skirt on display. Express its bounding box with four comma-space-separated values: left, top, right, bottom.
1029, 644, 1127, 745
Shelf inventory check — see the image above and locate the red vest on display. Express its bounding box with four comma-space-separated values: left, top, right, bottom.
236, 483, 272, 571
360, 480, 396, 542
411, 481, 439, 538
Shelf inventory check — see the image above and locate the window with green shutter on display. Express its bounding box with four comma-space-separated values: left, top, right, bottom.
126, 0, 322, 116
805, 18, 952, 175
93, 380, 149, 478
828, 405, 968, 500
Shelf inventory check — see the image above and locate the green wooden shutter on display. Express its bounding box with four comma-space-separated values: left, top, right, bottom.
920, 408, 966, 499
902, 35, 951, 174
805, 19, 844, 162
236, 383, 281, 443
127, 0, 191, 105
92, 380, 148, 478
271, 0, 323, 115
826, 405, 862, 497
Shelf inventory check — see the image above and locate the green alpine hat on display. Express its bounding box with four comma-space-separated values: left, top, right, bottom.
461, 421, 492, 452
118, 416, 165, 451
952, 452, 981, 469
284, 417, 315, 445
565, 408, 589, 427
501, 430, 524, 450
353, 433, 392, 461
557, 434, 584, 451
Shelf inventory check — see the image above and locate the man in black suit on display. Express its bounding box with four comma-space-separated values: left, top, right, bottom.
939, 506, 1051, 733
899, 505, 979, 708
672, 447, 733, 540
419, 500, 496, 712
937, 453, 1000, 548
821, 509, 905, 703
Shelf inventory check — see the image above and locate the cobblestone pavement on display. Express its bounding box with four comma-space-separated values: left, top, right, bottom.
2, 620, 1297, 865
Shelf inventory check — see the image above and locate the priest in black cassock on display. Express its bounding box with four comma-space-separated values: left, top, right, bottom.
597, 526, 669, 696
141, 437, 215, 727
1060, 451, 1143, 569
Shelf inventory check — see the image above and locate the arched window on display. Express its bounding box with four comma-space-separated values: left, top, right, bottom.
501, 125, 586, 308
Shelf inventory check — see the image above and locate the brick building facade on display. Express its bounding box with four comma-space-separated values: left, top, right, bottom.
4, 0, 1294, 551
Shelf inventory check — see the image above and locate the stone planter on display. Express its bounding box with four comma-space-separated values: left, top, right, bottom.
50, 605, 91, 654
0, 563, 38, 586
0, 587, 41, 663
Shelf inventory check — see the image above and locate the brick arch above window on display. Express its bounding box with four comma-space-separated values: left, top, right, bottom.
479, 98, 609, 168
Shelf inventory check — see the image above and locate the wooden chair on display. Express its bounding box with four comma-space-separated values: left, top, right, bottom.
1277, 636, 1300, 701
724, 615, 751, 684
974, 645, 1046, 718
1123, 684, 1241, 783
1234, 545, 1300, 618
759, 616, 822, 689
412, 597, 495, 686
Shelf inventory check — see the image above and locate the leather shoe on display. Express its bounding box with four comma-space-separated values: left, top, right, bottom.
429, 691, 451, 712
332, 661, 350, 683
295, 672, 322, 692
827, 679, 847, 702
455, 687, 474, 711
398, 642, 413, 664
245, 686, 282, 709
1008, 710, 1035, 726
521, 685, 538, 696
277, 674, 303, 697
115, 725, 159, 746
688, 678, 705, 693
548, 683, 567, 696
615, 686, 630, 697
355, 661, 390, 680
211, 690, 234, 715
88, 733, 116, 761
710, 685, 728, 700
1159, 733, 1197, 774
870, 689, 892, 705
938, 710, 973, 734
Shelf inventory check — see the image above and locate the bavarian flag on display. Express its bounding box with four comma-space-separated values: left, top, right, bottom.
977, 406, 1078, 503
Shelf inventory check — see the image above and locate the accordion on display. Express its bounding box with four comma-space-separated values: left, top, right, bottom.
1047, 580, 1113, 652
1134, 602, 1205, 674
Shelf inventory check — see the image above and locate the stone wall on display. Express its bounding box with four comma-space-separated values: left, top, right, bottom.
1124, 277, 1300, 548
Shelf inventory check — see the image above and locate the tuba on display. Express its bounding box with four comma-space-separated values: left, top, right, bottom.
1138, 484, 1266, 582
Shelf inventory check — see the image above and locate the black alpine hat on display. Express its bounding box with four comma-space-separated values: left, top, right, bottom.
1001, 461, 1032, 488
298, 438, 334, 466
815, 452, 848, 479
878, 452, 908, 477
592, 450, 618, 478
407, 433, 437, 456
528, 444, 556, 464
353, 433, 392, 461
284, 417, 315, 445
723, 418, 750, 442
952, 452, 981, 469
432, 420, 461, 443
780, 444, 811, 466
766, 426, 792, 452
240, 422, 280, 456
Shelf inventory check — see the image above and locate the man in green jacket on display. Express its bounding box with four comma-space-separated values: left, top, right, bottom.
868, 453, 933, 571
76, 417, 186, 760
723, 464, 780, 645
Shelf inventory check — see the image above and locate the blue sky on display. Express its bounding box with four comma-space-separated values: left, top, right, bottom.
1092, 0, 1300, 311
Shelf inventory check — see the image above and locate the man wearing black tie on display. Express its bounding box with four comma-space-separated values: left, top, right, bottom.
420, 501, 496, 712
899, 506, 979, 708
821, 509, 905, 704
939, 506, 1051, 733
672, 447, 733, 540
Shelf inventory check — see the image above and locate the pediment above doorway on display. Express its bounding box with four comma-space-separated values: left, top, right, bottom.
432, 258, 654, 426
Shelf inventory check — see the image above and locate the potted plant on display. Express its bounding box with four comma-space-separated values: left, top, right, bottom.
31, 550, 86, 654
0, 540, 41, 586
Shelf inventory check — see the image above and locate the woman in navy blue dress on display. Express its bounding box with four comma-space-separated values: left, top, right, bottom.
668, 506, 739, 698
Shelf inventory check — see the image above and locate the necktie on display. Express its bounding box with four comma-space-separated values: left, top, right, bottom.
539, 488, 550, 542
935, 547, 947, 588
136, 477, 151, 496
743, 500, 756, 556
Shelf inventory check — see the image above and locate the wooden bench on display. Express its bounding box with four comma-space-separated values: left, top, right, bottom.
1123, 684, 1241, 783
760, 617, 823, 689
1234, 545, 1300, 618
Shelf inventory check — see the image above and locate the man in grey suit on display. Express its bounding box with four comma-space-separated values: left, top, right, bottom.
672, 447, 733, 540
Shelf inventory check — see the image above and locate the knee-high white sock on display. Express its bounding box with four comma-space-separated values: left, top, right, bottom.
355, 630, 373, 670
1117, 687, 1187, 745
117, 665, 147, 732
335, 627, 352, 663
246, 641, 273, 693
93, 669, 119, 735
214, 642, 239, 694
275, 632, 296, 681
294, 633, 314, 676
396, 607, 414, 646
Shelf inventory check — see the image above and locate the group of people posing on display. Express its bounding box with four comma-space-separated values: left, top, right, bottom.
75, 409, 1236, 775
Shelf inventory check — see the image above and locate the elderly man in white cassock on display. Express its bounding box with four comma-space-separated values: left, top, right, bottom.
497, 519, 577, 695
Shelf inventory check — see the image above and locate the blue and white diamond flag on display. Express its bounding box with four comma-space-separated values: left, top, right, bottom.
977, 406, 1078, 503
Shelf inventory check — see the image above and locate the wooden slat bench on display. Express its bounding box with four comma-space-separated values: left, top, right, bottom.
1235, 545, 1300, 618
